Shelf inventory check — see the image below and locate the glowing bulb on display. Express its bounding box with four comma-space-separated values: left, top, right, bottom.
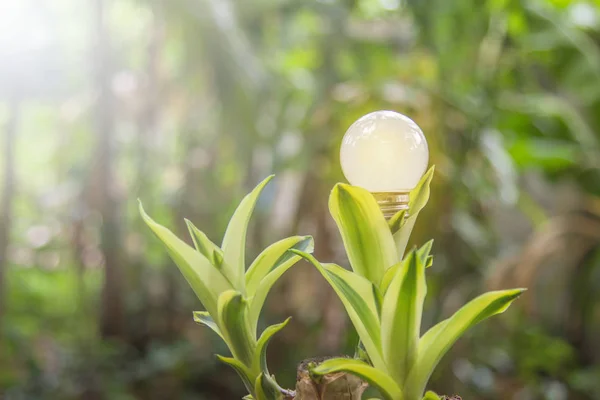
340, 110, 429, 193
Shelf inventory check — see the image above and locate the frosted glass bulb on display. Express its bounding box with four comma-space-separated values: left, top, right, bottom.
340, 110, 429, 192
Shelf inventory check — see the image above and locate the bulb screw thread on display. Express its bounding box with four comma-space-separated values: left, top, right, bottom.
372, 191, 410, 220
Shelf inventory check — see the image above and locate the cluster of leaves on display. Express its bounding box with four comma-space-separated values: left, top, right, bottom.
141, 168, 523, 400
140, 175, 314, 399
293, 168, 524, 400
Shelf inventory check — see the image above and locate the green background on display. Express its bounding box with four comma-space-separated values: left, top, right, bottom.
1, 0, 599, 398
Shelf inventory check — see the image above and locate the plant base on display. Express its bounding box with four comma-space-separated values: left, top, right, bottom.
293, 357, 367, 400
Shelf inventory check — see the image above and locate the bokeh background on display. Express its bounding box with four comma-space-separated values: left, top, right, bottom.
1, 0, 600, 399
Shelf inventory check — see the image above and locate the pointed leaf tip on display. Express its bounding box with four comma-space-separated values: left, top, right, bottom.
138, 203, 231, 317
392, 166, 435, 258
222, 175, 275, 292
193, 311, 224, 340
138, 199, 146, 214
185, 218, 224, 268
405, 287, 523, 399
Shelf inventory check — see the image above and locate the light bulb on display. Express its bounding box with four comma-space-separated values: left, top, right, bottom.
341, 110, 428, 192
340, 110, 429, 217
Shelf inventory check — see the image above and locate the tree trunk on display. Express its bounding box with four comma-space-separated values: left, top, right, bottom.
92, 0, 125, 339
128, 1, 164, 350
0, 96, 19, 334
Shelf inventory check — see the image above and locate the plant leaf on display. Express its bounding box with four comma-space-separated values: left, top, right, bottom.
372, 285, 383, 317
254, 373, 283, 400
354, 341, 372, 364
246, 236, 313, 332
246, 236, 314, 296
139, 201, 232, 317
193, 311, 224, 340
217, 355, 256, 396
417, 320, 448, 354
291, 250, 386, 372
217, 290, 256, 366
185, 219, 223, 268
388, 210, 407, 233
380, 260, 401, 295
392, 166, 435, 259
416, 240, 433, 264
422, 391, 441, 400
424, 255, 433, 269
222, 175, 274, 292
404, 289, 525, 399
253, 318, 291, 375
310, 358, 403, 400
381, 241, 433, 294
381, 250, 427, 384
214, 250, 224, 268
329, 183, 399, 285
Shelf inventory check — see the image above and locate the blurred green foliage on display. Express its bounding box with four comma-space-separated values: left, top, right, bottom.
1, 0, 600, 399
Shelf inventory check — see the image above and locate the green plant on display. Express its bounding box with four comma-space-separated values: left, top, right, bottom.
139, 175, 314, 399
140, 170, 523, 400
293, 168, 524, 400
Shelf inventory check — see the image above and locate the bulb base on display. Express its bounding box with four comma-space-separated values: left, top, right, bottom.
372, 191, 410, 219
